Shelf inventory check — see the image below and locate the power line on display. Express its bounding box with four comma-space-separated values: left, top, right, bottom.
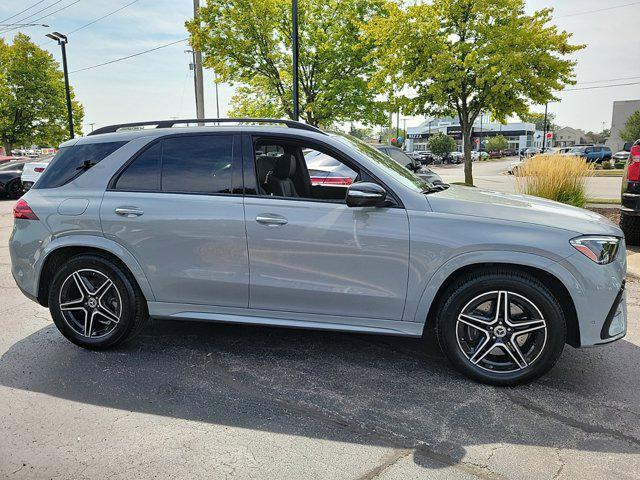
563, 81, 640, 91
0, 0, 47, 24
576, 75, 640, 85
0, 0, 64, 31
68, 0, 140, 35
70, 38, 188, 73
0, 0, 81, 35
556, 1, 640, 18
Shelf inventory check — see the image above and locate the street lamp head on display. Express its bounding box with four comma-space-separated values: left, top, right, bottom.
46, 31, 68, 44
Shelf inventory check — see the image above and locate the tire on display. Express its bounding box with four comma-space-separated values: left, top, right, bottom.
435, 269, 566, 386
48, 254, 149, 350
620, 213, 640, 246
5, 179, 22, 199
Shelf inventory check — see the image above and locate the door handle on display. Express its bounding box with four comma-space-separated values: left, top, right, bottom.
256, 214, 288, 226
115, 206, 144, 217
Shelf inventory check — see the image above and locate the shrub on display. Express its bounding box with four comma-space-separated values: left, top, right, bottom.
614, 161, 626, 169
516, 154, 594, 207
602, 161, 611, 170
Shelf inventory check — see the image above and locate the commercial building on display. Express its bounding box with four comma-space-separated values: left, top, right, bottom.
405, 117, 536, 152
607, 99, 640, 152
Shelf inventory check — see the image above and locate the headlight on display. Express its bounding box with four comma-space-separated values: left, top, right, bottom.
570, 236, 620, 264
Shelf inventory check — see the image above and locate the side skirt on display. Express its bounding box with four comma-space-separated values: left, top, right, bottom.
148, 302, 425, 337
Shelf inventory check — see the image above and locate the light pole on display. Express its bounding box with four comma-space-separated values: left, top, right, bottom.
46, 32, 74, 139
542, 102, 548, 151
292, 0, 300, 121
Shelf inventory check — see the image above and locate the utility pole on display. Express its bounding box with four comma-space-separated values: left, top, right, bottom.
396, 108, 400, 140
543, 102, 548, 151
193, 0, 205, 120
89, 123, 96, 132
292, 0, 300, 121
46, 32, 73, 139
478, 112, 483, 152
214, 72, 220, 118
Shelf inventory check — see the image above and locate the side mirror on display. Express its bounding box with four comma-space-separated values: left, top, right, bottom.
346, 182, 387, 208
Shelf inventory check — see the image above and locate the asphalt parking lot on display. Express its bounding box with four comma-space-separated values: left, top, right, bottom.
430, 159, 622, 200
1, 198, 639, 479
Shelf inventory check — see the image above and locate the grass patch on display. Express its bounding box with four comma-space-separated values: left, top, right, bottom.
586, 198, 621, 205
593, 170, 623, 177
516, 154, 594, 207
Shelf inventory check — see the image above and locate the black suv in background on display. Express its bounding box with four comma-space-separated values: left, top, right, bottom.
620, 140, 640, 244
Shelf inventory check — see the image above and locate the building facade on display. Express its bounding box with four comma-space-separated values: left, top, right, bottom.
607, 99, 640, 153
405, 117, 536, 153
553, 126, 587, 147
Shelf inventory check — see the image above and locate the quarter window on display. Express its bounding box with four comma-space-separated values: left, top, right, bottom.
35, 141, 127, 189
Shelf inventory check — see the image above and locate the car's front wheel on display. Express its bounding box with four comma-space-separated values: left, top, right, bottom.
48, 254, 148, 350
435, 269, 566, 386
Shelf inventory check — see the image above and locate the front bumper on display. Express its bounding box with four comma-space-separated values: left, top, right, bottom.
559, 243, 627, 347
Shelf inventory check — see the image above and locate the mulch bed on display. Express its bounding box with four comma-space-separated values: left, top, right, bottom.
586, 206, 620, 225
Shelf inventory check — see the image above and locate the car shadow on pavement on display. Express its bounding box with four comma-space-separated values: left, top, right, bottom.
1, 317, 639, 471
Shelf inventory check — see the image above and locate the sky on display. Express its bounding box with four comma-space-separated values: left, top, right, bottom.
0, 0, 638, 134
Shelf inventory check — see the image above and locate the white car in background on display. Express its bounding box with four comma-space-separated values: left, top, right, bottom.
21, 156, 53, 191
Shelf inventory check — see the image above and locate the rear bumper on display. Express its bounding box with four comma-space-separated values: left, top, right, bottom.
621, 192, 640, 215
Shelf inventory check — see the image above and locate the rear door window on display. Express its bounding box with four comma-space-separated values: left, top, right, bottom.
114, 143, 161, 191
161, 135, 234, 194
34, 141, 127, 189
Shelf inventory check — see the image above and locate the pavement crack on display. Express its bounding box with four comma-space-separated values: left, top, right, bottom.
505, 393, 640, 447
355, 448, 413, 480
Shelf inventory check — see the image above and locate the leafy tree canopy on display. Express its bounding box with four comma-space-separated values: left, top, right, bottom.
364, 0, 583, 185
427, 132, 457, 157
519, 111, 558, 131
486, 134, 508, 151
187, 0, 388, 127
620, 110, 640, 142
0, 33, 83, 153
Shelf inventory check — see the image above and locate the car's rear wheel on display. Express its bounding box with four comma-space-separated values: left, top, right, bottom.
5, 179, 22, 199
48, 254, 148, 350
435, 269, 566, 386
620, 213, 640, 246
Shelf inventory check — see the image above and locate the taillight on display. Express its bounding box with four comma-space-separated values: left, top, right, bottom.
628, 145, 640, 181
13, 199, 39, 220
34, 167, 45, 173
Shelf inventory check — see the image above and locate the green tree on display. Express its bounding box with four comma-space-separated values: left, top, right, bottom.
519, 111, 558, 131
348, 126, 373, 140
584, 128, 610, 144
364, 0, 582, 185
620, 111, 640, 142
187, 0, 387, 127
486, 134, 508, 152
427, 132, 457, 158
0, 34, 83, 153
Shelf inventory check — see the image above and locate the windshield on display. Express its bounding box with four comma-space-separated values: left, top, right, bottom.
333, 133, 439, 192
569, 147, 586, 154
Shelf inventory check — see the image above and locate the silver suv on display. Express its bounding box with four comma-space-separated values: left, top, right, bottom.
9, 119, 627, 385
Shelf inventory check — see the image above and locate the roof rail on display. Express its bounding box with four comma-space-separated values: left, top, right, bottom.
88, 118, 325, 136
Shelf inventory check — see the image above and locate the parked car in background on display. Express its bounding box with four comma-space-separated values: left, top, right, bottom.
541, 147, 558, 155
412, 149, 435, 165
521, 147, 542, 158
9, 118, 627, 386
0, 160, 28, 198
565, 145, 612, 163
20, 156, 52, 191
502, 149, 517, 157
613, 151, 630, 162
375, 145, 421, 172
0, 155, 17, 165
620, 140, 640, 244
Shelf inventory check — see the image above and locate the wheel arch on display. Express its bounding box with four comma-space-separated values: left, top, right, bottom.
36, 237, 155, 307
415, 255, 580, 348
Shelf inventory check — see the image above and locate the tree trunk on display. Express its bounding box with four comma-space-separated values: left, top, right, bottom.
462, 122, 474, 186
3, 143, 13, 157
